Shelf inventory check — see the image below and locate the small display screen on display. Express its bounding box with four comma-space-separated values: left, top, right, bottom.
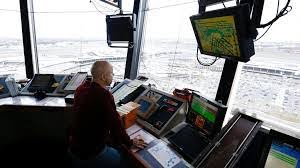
193, 15, 240, 57
190, 4, 255, 62
31, 74, 53, 87
187, 94, 219, 135
145, 94, 183, 130
138, 99, 151, 113
265, 141, 300, 168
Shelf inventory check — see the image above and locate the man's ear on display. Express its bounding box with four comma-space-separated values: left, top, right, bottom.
101, 74, 106, 81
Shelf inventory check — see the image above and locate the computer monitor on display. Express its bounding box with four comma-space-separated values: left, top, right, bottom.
187, 93, 227, 138
190, 4, 255, 62
106, 14, 133, 47
27, 74, 56, 93
264, 130, 300, 168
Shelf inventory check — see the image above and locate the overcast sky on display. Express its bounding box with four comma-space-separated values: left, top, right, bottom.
0, 0, 299, 42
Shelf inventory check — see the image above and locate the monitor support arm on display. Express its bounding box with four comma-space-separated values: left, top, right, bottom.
198, 0, 265, 27
240, 0, 265, 28
99, 0, 123, 14
198, 0, 263, 39
198, 0, 206, 14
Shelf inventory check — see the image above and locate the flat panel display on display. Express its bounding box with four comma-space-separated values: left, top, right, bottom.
190, 4, 255, 62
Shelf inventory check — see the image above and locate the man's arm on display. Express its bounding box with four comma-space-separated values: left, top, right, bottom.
102, 92, 132, 147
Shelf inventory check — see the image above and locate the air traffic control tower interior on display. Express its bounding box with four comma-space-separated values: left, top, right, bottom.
0, 0, 299, 167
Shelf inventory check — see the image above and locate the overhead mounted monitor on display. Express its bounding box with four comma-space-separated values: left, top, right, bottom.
190, 4, 255, 62
106, 14, 134, 48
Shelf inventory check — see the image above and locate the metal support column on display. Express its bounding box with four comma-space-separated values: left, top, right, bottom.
215, 59, 238, 105
124, 0, 147, 79
19, 0, 34, 79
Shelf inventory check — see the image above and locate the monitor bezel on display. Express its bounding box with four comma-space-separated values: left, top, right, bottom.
190, 4, 252, 62
106, 14, 134, 46
269, 130, 300, 147
186, 92, 227, 139
260, 129, 300, 167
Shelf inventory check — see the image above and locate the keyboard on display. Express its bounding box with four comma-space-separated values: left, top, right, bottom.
119, 85, 147, 105
64, 72, 87, 91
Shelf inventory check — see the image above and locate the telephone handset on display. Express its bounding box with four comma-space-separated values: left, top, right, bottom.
0, 76, 19, 98
5, 77, 19, 97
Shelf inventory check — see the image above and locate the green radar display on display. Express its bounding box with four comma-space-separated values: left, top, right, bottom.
190, 4, 255, 62
195, 16, 240, 57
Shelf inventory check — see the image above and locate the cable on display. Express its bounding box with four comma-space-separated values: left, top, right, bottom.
140, 57, 161, 88
32, 10, 104, 14
196, 47, 218, 66
167, 19, 182, 90
258, 0, 291, 28
255, 0, 280, 42
1, 1, 198, 14
0, 9, 19, 12
90, 0, 106, 15
222, 1, 226, 8
0, 8, 113, 14
254, 24, 272, 42
276, 0, 280, 19
93, 0, 129, 14
144, 1, 198, 12
13, 0, 116, 14
93, 0, 116, 11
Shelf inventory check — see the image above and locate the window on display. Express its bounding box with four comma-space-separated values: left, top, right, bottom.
32, 0, 134, 81
0, 0, 26, 80
230, 0, 300, 134
139, 0, 225, 99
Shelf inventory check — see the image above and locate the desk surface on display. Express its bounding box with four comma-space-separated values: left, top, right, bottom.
0, 96, 70, 107
0, 95, 189, 167
126, 124, 192, 168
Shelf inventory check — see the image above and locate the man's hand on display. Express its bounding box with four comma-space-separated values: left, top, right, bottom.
132, 137, 148, 149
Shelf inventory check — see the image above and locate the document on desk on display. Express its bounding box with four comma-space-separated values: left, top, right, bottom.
148, 142, 180, 168
130, 129, 155, 144
126, 124, 142, 136
117, 102, 140, 115
130, 129, 156, 152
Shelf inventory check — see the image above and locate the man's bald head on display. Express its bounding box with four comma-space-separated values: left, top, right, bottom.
91, 61, 114, 86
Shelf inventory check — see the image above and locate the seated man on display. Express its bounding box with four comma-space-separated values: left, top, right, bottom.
69, 61, 146, 168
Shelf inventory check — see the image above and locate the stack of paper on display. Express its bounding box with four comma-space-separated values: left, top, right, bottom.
117, 102, 140, 116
